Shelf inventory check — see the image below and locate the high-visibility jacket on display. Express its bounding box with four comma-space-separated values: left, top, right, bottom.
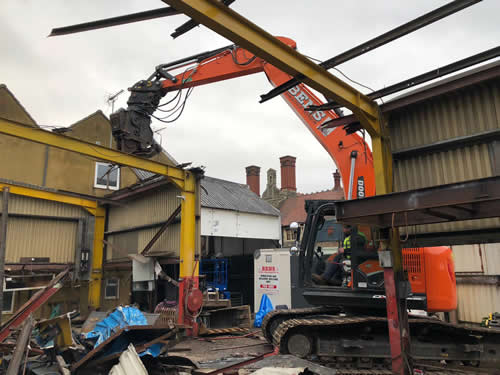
343, 231, 367, 250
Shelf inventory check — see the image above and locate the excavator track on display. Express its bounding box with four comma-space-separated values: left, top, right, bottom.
261, 306, 340, 343
263, 312, 500, 372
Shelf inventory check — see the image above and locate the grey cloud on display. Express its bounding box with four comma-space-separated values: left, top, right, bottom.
1, 0, 499, 194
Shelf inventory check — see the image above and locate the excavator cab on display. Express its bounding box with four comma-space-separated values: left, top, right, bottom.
298, 199, 451, 314
298, 199, 457, 313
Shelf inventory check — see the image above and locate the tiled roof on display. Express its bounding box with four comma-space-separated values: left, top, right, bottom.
279, 189, 344, 226
201, 176, 280, 216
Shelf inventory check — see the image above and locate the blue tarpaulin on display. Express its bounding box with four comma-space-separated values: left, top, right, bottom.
254, 294, 274, 328
85, 306, 148, 348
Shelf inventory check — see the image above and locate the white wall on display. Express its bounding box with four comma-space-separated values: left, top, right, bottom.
201, 208, 280, 240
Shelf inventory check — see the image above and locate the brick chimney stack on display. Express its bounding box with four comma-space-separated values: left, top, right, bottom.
245, 165, 261, 196
333, 169, 341, 191
279, 155, 297, 192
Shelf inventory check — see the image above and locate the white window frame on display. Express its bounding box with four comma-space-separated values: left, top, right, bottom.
2, 291, 15, 314
104, 278, 120, 300
94, 162, 120, 190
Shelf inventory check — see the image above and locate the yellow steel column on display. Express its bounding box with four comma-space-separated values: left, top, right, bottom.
88, 206, 106, 309
179, 175, 198, 279
178, 171, 199, 332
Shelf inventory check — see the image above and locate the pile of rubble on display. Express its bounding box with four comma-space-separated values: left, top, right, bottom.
0, 268, 326, 375
0, 304, 198, 375
0, 304, 329, 375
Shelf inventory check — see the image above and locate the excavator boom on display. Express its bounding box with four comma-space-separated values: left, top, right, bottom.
111, 36, 374, 199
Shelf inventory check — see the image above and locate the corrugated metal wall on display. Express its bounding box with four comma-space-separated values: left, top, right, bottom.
0, 194, 91, 263
452, 243, 500, 323
6, 218, 77, 262
456, 283, 500, 323
108, 188, 180, 231
389, 78, 500, 235
390, 81, 499, 151
0, 194, 86, 218
453, 243, 500, 275
106, 183, 200, 260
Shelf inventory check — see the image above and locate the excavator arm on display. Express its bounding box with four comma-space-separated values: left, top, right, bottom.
111, 36, 374, 198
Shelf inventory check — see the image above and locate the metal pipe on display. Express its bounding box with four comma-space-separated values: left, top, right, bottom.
0, 188, 9, 323
260, 0, 482, 103
347, 151, 357, 200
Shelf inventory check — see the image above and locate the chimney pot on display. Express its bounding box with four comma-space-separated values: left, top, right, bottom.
333, 169, 341, 191
245, 165, 260, 196
279, 155, 297, 192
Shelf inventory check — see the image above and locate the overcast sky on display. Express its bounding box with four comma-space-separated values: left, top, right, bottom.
1, 1, 499, 193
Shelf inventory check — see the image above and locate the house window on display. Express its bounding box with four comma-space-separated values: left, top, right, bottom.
94, 163, 120, 190
105, 278, 119, 299
2, 291, 14, 313
285, 229, 296, 241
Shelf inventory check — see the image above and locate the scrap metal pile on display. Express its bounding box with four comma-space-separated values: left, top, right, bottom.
0, 304, 196, 375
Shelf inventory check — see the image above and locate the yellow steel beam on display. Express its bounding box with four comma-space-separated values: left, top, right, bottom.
162, 0, 380, 136
0, 181, 97, 210
0, 120, 199, 311
0, 118, 191, 191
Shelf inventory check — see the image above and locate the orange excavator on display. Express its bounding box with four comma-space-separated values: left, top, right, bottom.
111, 37, 499, 369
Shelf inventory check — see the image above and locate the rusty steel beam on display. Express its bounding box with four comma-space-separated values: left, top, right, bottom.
260, 0, 482, 103
49, 7, 180, 36
334, 176, 500, 227
0, 268, 69, 342
141, 205, 181, 255
311, 45, 500, 113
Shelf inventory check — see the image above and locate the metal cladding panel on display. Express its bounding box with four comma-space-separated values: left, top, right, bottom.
201, 208, 281, 240
456, 283, 500, 323
452, 245, 483, 274
482, 243, 500, 275
390, 80, 500, 151
107, 185, 180, 231
0, 194, 88, 218
139, 223, 181, 256
109, 344, 148, 375
389, 78, 500, 238
106, 223, 181, 260
395, 144, 500, 234
5, 217, 77, 263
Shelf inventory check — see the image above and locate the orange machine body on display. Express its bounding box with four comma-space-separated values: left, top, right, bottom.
403, 247, 457, 312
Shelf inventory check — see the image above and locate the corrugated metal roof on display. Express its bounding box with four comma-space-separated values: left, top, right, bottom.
133, 168, 157, 181
201, 176, 279, 217
132, 151, 179, 181
109, 344, 148, 375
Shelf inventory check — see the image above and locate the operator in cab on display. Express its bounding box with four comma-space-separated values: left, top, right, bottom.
312, 224, 367, 286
